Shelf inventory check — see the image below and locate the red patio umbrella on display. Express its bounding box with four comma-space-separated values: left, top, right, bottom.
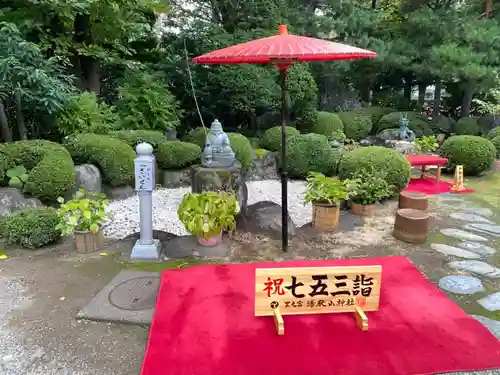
193, 25, 376, 252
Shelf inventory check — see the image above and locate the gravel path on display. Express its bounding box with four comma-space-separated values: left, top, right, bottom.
102, 180, 312, 239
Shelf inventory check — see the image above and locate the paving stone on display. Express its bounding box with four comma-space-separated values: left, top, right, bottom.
461, 207, 494, 217
447, 260, 500, 278
457, 241, 496, 256
450, 212, 494, 224
472, 315, 500, 340
431, 244, 481, 259
440, 228, 489, 242
466, 223, 500, 236
478, 292, 500, 312
438, 275, 485, 294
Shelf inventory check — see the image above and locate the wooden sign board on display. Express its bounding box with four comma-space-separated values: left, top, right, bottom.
452, 165, 465, 192
255, 265, 382, 334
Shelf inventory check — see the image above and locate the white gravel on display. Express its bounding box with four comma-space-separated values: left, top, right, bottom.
102, 180, 312, 239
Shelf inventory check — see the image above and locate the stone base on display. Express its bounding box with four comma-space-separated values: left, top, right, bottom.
130, 239, 161, 260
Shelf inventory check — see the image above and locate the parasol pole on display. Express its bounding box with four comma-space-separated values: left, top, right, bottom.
279, 67, 288, 252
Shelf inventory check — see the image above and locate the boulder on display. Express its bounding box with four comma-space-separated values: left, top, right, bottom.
0, 188, 41, 216
75, 164, 102, 193
385, 140, 417, 155
104, 185, 135, 200
237, 201, 296, 239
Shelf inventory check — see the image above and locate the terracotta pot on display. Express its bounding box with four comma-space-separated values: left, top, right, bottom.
75, 230, 104, 254
198, 233, 222, 247
351, 202, 375, 217
312, 202, 340, 231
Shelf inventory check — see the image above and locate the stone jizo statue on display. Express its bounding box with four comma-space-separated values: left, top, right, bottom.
201, 119, 236, 168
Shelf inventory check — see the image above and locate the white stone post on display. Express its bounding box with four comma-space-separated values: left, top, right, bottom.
130, 143, 161, 260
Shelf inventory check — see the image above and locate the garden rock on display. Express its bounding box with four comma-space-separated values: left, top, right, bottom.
461, 207, 494, 217
0, 188, 41, 217
430, 244, 481, 259
466, 223, 500, 236
438, 275, 485, 294
162, 168, 191, 188
246, 151, 278, 181
447, 260, 500, 278
477, 292, 500, 312
472, 315, 500, 340
457, 241, 496, 256
75, 164, 102, 193
440, 228, 488, 242
164, 235, 229, 259
237, 201, 296, 239
449, 212, 493, 224
377, 128, 400, 141
104, 185, 135, 200
385, 140, 417, 155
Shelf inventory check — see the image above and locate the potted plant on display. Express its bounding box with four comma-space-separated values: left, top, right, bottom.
415, 135, 439, 155
304, 172, 357, 231
349, 169, 394, 217
177, 191, 239, 246
56, 189, 109, 253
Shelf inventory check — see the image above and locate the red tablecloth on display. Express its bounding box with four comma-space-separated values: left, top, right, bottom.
406, 155, 448, 166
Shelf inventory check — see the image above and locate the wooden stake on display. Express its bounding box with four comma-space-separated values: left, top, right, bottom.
354, 306, 368, 331
273, 308, 284, 336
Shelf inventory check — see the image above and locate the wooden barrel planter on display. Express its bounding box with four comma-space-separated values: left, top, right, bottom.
312, 202, 340, 231
75, 231, 104, 254
398, 191, 428, 212
392, 208, 430, 244
351, 203, 375, 217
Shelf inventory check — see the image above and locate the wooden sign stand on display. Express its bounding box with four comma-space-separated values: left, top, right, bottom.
256, 265, 382, 336
451, 165, 466, 192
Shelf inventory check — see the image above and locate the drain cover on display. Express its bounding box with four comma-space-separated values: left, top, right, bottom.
108, 276, 160, 311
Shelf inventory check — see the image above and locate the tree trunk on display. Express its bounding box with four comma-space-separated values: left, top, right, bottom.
418, 82, 427, 107
15, 90, 27, 140
372, 0, 377, 9
0, 101, 12, 142
433, 80, 442, 117
403, 74, 413, 101
359, 80, 371, 104
460, 80, 476, 118
485, 0, 492, 18
74, 13, 100, 94
82, 57, 100, 93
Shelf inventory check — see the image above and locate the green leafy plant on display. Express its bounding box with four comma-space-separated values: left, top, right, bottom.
6, 166, 29, 190
415, 136, 439, 154
177, 192, 239, 238
348, 168, 394, 205
304, 172, 357, 205
56, 189, 109, 235
255, 148, 267, 158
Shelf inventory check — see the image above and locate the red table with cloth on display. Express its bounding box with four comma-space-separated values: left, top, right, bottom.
406, 155, 448, 183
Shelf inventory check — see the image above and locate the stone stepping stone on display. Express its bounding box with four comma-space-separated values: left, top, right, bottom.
449, 212, 493, 224
477, 292, 500, 312
466, 223, 500, 236
447, 260, 500, 278
430, 244, 481, 259
457, 241, 496, 256
440, 228, 489, 242
462, 207, 494, 217
438, 275, 485, 294
472, 315, 500, 340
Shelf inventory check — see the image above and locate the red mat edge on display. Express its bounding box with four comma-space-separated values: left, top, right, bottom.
141, 256, 500, 375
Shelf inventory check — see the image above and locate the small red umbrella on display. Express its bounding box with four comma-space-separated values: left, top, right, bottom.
193, 25, 376, 252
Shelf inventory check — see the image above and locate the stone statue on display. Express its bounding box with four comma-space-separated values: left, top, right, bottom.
396, 113, 415, 142
201, 119, 236, 168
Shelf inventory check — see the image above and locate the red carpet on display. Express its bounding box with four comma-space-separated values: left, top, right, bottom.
405, 177, 474, 195
141, 257, 500, 375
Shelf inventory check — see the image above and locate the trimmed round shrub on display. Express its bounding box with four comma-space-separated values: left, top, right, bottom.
156, 141, 201, 169
338, 146, 411, 192
0, 140, 75, 202
377, 112, 432, 137
454, 117, 480, 135
262, 126, 300, 152
0, 206, 60, 248
64, 133, 135, 186
311, 111, 344, 138
491, 136, 500, 158
228, 133, 253, 171
336, 112, 372, 140
183, 127, 207, 149
352, 106, 394, 126
440, 135, 496, 175
286, 133, 337, 178
487, 127, 500, 140
109, 130, 166, 150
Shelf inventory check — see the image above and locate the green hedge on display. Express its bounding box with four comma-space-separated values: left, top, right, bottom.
156, 141, 201, 169
454, 117, 480, 135
183, 127, 207, 149
338, 146, 411, 193
0, 140, 75, 202
262, 126, 300, 151
487, 127, 500, 140
0, 206, 60, 248
491, 136, 500, 159
311, 111, 344, 138
377, 112, 432, 137
440, 135, 496, 175
336, 112, 372, 140
286, 133, 337, 178
228, 133, 253, 171
352, 106, 394, 126
64, 133, 135, 186
109, 130, 166, 150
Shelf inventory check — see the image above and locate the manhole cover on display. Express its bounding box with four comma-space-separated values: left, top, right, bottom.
108, 276, 160, 311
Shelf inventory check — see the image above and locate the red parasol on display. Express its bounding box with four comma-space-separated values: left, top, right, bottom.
193, 25, 376, 252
